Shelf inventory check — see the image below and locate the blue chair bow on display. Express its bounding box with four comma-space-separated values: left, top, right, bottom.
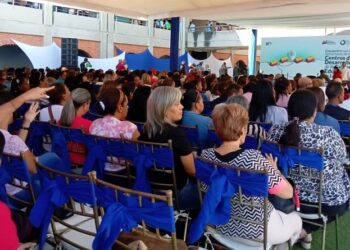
0, 155, 32, 204
188, 159, 268, 244
82, 144, 107, 179
93, 190, 176, 250
27, 121, 51, 156
261, 142, 323, 175
122, 142, 174, 193
29, 177, 96, 250
0, 167, 10, 203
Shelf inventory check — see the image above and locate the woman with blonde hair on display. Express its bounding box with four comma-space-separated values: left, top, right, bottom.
141, 72, 152, 86
139, 86, 197, 209
201, 103, 301, 248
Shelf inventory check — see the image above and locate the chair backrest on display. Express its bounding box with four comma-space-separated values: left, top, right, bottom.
26, 120, 52, 155
243, 134, 261, 150
83, 111, 103, 121
207, 128, 260, 150
0, 153, 35, 208
203, 101, 215, 116
8, 118, 23, 134
207, 127, 221, 147
179, 125, 201, 152
92, 174, 179, 250
30, 163, 99, 250
261, 140, 324, 215
338, 120, 350, 137
122, 139, 179, 208
50, 123, 88, 169
83, 134, 132, 187
250, 122, 272, 132
190, 156, 269, 248
131, 121, 145, 132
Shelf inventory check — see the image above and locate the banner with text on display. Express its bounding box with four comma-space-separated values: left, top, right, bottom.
261, 36, 350, 79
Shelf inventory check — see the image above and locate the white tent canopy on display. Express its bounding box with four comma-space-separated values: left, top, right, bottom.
14, 39, 61, 69
36, 0, 350, 28
78, 53, 125, 71
14, 39, 126, 70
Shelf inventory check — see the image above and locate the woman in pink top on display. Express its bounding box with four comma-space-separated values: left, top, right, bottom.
60, 88, 92, 165
90, 89, 139, 140
90, 89, 140, 174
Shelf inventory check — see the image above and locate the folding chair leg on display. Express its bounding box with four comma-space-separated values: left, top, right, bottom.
183, 215, 189, 241
335, 215, 339, 250
321, 222, 327, 250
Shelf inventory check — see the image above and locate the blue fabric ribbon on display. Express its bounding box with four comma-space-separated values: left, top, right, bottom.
26, 122, 51, 156
50, 127, 71, 172
92, 203, 137, 250
29, 178, 96, 250
127, 143, 174, 192
81, 137, 127, 179
188, 159, 268, 244
243, 135, 259, 150
261, 142, 323, 175
93, 190, 176, 250
0, 156, 31, 204
0, 167, 10, 203
82, 144, 107, 179
339, 121, 350, 136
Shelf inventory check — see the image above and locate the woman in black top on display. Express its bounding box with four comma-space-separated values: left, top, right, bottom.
139, 86, 197, 209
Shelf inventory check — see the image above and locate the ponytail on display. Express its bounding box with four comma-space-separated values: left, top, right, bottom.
278, 118, 300, 147
59, 98, 76, 126
59, 88, 91, 126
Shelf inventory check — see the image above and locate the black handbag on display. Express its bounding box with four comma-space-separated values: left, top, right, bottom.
268, 178, 296, 214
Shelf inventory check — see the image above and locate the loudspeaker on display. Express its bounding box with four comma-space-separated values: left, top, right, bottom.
61, 38, 78, 68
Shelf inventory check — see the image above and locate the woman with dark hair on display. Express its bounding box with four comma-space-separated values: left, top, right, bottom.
274, 77, 291, 108
90, 89, 139, 140
39, 83, 70, 122
249, 80, 288, 124
267, 90, 350, 249
90, 89, 139, 175
181, 89, 213, 145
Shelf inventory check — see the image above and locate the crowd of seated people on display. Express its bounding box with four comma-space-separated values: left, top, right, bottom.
0, 64, 350, 249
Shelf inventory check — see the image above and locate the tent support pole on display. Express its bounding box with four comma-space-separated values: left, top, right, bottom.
170, 17, 180, 72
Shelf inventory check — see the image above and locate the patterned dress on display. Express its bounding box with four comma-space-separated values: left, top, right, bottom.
200, 148, 284, 239
267, 121, 350, 206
